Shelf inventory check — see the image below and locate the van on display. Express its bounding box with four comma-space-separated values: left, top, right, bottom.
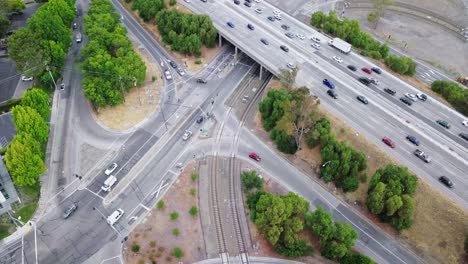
107, 209, 124, 226
101, 175, 117, 192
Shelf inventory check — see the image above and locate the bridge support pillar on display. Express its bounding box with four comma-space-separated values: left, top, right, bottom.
218, 34, 222, 47
259, 65, 263, 80
234, 46, 238, 60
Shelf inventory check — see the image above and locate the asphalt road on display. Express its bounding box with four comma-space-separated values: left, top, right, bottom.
181, 0, 468, 208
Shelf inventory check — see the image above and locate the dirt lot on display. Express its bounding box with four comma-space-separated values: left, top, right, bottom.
94, 47, 161, 131
123, 162, 204, 263
121, 0, 220, 74
252, 80, 468, 264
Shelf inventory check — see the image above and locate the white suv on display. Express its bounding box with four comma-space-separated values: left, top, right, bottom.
105, 163, 118, 176
107, 209, 124, 226
182, 130, 193, 141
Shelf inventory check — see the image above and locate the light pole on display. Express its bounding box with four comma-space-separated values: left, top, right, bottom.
322, 160, 332, 168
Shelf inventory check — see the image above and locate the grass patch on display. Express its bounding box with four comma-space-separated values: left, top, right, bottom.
0, 224, 10, 240
14, 202, 38, 223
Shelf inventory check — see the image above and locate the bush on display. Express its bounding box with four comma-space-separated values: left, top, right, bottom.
131, 244, 140, 253
169, 0, 176, 5
241, 171, 263, 192
172, 228, 180, 236
189, 206, 198, 216
170, 211, 179, 220
156, 200, 165, 209
341, 176, 359, 193
270, 129, 298, 154
431, 80, 468, 116
172, 247, 183, 259
194, 59, 202, 64
368, 50, 382, 60
191, 173, 198, 182
384, 55, 416, 76
340, 251, 376, 264
152, 76, 156, 82
189, 188, 196, 196
275, 239, 314, 258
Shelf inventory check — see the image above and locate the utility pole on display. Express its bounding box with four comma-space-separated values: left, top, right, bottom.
119, 76, 125, 103
46, 65, 58, 90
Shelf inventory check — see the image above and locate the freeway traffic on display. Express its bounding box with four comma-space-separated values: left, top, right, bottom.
181, 0, 468, 208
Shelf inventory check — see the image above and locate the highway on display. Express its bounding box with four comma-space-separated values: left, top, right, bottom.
181, 0, 468, 208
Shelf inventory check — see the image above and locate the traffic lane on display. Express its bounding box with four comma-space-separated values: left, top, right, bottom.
0, 58, 20, 103
237, 130, 421, 264
303, 64, 468, 203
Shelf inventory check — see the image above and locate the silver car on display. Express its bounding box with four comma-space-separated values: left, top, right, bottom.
182, 130, 193, 141
63, 203, 78, 219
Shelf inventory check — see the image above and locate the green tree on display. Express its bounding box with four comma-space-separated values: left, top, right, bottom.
21, 88, 50, 121
0, 15, 9, 38
131, 244, 140, 252
12, 106, 49, 143
5, 133, 46, 186
189, 206, 198, 216
156, 200, 165, 209
341, 176, 359, 193
7, 27, 47, 76
172, 247, 183, 259
340, 252, 376, 264
385, 195, 403, 216
304, 206, 335, 244
367, 182, 386, 214
322, 240, 348, 260
278, 67, 298, 90
241, 171, 263, 191
258, 88, 291, 131
310, 11, 325, 28
170, 211, 179, 220
169, 0, 176, 6
275, 239, 314, 258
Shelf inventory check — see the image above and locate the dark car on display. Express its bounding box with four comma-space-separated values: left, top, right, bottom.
327, 89, 337, 99
406, 135, 420, 146
201, 0, 207, 2
196, 116, 204, 124
244, 1, 251, 7
347, 65, 357, 71
268, 16, 275, 21
245, 0, 252, 2
249, 152, 261, 161
436, 120, 450, 129
358, 77, 371, 86
356, 95, 368, 104
196, 78, 207, 84
371, 67, 382, 74
247, 23, 254, 30
260, 38, 269, 45
285, 32, 294, 38
322, 79, 335, 89
234, 0, 240, 4
384, 88, 396, 95
63, 203, 78, 219
280, 45, 289, 52
281, 24, 290, 30
417, 93, 427, 101
227, 21, 235, 28
361, 67, 372, 74
169, 60, 177, 68
400, 97, 413, 106
382, 137, 395, 148
439, 176, 454, 188
459, 133, 468, 141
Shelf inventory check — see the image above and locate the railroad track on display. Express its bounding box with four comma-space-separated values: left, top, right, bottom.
208, 64, 272, 262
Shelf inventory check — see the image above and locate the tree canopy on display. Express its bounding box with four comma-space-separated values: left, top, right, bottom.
431, 80, 468, 116
12, 105, 49, 143
21, 88, 50, 121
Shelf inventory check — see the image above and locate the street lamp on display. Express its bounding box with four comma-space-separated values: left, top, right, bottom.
322, 160, 332, 168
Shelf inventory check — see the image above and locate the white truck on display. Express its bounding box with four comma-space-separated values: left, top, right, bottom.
101, 175, 117, 192
328, 37, 351, 54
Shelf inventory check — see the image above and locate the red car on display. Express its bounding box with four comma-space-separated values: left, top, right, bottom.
249, 152, 261, 161
361, 67, 372, 74
382, 137, 396, 148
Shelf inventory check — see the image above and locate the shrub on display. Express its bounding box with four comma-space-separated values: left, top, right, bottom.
152, 76, 156, 82
194, 59, 202, 64
341, 176, 359, 193
172, 228, 180, 236
241, 171, 263, 192
189, 188, 196, 196
172, 247, 183, 259
191, 173, 199, 182
169, 0, 176, 5
189, 206, 198, 216
431, 80, 468, 116
131, 244, 140, 253
170, 211, 179, 220
156, 200, 165, 209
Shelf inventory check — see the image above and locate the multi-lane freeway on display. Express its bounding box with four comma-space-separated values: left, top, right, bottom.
181, 0, 468, 208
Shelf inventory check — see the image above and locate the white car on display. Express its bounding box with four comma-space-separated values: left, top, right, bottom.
255, 8, 262, 14
164, 70, 172, 80
254, 0, 260, 2
184, 0, 190, 2
296, 33, 305, 40
310, 36, 321, 43
462, 120, 468, 127
273, 9, 280, 14
182, 130, 193, 141
332, 56, 343, 63
107, 209, 124, 226
311, 43, 320, 49
274, 14, 282, 20
177, 67, 185, 76
105, 163, 118, 176
21, 76, 33, 82
404, 93, 417, 102
286, 62, 296, 69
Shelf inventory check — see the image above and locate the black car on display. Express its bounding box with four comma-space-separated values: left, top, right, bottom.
196, 78, 207, 84
347, 65, 357, 71
406, 135, 420, 146
245, 0, 252, 2
384, 88, 396, 95
280, 45, 289, 52
400, 97, 413, 106
267, 16, 275, 21
169, 60, 177, 68
459, 133, 468, 141
371, 67, 382, 74
356, 95, 368, 104
260, 38, 269, 45
244, 1, 251, 7
234, 0, 240, 4
201, 0, 207, 2
327, 89, 337, 99
63, 203, 78, 219
436, 120, 450, 129
439, 176, 454, 188
358, 77, 371, 86
196, 116, 204, 124
281, 24, 290, 30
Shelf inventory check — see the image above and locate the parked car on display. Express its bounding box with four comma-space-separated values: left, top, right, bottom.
414, 149, 431, 163
21, 76, 33, 82
182, 130, 193, 141
384, 88, 396, 95
332, 56, 343, 63
361, 67, 372, 74
105, 163, 118, 176
382, 137, 395, 148
327, 89, 338, 99
63, 203, 78, 219
406, 135, 420, 146
280, 45, 289, 52
439, 176, 454, 188
400, 97, 413, 106
347, 65, 357, 71
436, 120, 450, 129
322, 79, 335, 89
249, 152, 261, 161
371, 67, 382, 74
274, 14, 281, 20
356, 95, 368, 104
